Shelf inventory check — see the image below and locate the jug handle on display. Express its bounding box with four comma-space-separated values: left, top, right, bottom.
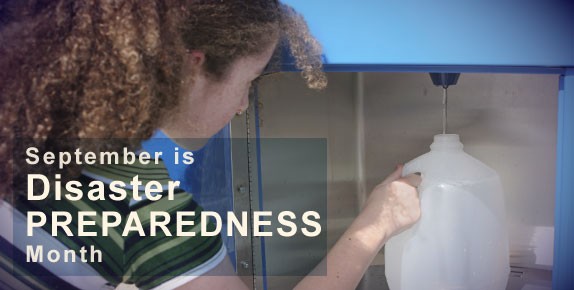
401, 160, 421, 177
401, 160, 427, 193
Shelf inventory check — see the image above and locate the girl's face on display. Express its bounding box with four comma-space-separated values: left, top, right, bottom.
162, 42, 276, 140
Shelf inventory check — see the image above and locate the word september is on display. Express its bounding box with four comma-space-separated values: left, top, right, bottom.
25, 146, 194, 169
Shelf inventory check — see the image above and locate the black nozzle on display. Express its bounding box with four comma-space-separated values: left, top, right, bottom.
429, 73, 460, 89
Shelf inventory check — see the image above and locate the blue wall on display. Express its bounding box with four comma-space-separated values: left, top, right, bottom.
282, 0, 574, 67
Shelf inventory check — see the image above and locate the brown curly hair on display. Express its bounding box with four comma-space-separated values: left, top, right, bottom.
0, 0, 326, 199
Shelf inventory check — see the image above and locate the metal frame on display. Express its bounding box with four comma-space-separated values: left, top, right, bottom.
229, 113, 254, 289
230, 92, 265, 290
554, 69, 574, 289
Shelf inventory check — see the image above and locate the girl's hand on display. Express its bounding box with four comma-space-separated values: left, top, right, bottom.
363, 164, 422, 240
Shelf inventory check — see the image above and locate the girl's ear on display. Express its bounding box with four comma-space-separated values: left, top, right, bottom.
187, 50, 206, 68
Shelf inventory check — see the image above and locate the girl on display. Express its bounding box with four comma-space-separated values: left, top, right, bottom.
0, 1, 421, 289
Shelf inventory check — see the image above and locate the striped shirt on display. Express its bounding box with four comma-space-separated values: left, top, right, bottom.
1, 158, 225, 290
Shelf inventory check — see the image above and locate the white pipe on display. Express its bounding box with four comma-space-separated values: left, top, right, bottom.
355, 72, 367, 211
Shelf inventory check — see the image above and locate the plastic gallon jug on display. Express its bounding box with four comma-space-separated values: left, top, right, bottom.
385, 134, 509, 290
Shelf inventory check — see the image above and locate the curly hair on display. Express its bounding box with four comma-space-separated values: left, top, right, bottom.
0, 0, 326, 199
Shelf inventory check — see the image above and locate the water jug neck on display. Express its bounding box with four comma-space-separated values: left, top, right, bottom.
430, 134, 464, 152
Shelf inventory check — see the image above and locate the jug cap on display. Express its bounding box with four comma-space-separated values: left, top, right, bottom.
430, 134, 464, 151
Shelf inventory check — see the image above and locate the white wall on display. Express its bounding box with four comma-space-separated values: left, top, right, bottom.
256, 72, 558, 284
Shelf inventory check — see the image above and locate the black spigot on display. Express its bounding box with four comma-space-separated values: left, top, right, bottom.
429, 73, 460, 89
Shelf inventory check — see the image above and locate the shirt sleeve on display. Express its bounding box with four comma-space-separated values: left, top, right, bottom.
150, 244, 227, 290
124, 191, 225, 290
